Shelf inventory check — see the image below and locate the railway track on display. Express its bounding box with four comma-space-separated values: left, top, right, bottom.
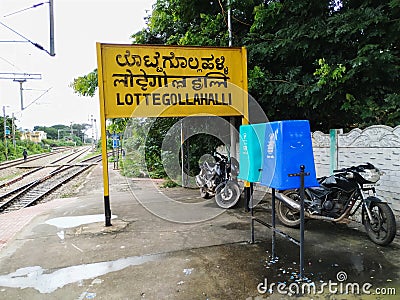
0, 147, 71, 171
0, 146, 94, 192
0, 154, 102, 214
49, 146, 92, 165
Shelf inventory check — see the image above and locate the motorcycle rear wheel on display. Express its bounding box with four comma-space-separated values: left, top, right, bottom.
363, 202, 396, 246
215, 180, 240, 209
276, 190, 301, 228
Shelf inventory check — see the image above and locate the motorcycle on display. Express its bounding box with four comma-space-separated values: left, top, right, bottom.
275, 163, 397, 246
195, 151, 241, 208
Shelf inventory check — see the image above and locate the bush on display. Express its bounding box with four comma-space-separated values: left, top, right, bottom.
161, 179, 179, 188
42, 139, 76, 147
0, 139, 50, 162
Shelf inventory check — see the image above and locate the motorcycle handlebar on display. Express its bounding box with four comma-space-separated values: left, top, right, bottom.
333, 167, 358, 174
333, 162, 376, 173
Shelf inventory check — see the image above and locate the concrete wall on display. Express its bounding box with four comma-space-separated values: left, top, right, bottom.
312, 125, 400, 214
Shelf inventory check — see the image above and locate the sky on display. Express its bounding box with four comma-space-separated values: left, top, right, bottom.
0, 0, 155, 131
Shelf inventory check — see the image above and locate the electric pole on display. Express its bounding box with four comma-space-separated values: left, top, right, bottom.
0, 73, 42, 110
12, 113, 16, 149
49, 0, 55, 56
3, 106, 8, 160
227, 0, 237, 159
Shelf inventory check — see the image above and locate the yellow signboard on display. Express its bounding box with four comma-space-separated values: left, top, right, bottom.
96, 43, 249, 226
96, 43, 248, 118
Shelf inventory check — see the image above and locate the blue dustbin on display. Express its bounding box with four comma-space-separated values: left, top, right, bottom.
238, 123, 268, 183
260, 120, 319, 190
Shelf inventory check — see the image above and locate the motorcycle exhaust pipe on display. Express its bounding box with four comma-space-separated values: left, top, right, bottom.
275, 192, 348, 222
275, 192, 301, 211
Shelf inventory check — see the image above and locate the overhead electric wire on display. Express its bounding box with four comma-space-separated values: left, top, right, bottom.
22, 87, 52, 111
0, 21, 50, 55
0, 40, 28, 43
0, 57, 22, 70
3, 2, 45, 18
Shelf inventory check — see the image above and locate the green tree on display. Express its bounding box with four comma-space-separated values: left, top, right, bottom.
34, 124, 90, 143
246, 0, 400, 130
33, 125, 59, 140
71, 0, 400, 132
108, 118, 129, 134
134, 0, 399, 131
0, 116, 14, 140
71, 0, 400, 130
0, 139, 49, 163
69, 69, 98, 97
72, 123, 90, 142
132, 0, 262, 46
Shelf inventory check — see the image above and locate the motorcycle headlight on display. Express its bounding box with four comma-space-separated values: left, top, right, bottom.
360, 169, 380, 183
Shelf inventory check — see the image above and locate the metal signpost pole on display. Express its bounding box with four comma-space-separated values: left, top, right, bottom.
250, 183, 254, 243
3, 106, 7, 160
271, 188, 276, 260
112, 132, 116, 170
12, 113, 16, 149
299, 165, 306, 279
96, 44, 112, 227
180, 120, 185, 187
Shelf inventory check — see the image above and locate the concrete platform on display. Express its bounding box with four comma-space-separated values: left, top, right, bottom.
0, 164, 399, 299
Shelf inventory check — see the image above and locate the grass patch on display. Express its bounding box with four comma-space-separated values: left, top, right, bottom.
161, 179, 179, 188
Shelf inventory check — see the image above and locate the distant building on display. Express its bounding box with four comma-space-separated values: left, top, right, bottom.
20, 130, 47, 143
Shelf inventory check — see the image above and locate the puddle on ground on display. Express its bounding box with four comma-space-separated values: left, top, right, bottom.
45, 214, 117, 229
0, 253, 163, 293
255, 240, 400, 292
221, 222, 249, 231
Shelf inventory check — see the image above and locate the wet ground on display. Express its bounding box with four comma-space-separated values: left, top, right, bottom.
0, 165, 399, 299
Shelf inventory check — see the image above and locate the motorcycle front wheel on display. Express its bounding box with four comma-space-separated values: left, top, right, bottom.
215, 180, 240, 209
276, 190, 301, 228
363, 202, 396, 246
